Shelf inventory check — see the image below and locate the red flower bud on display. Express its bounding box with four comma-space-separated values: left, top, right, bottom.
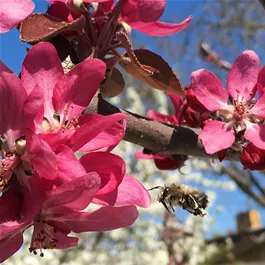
184, 86, 208, 112
182, 103, 209, 128
47, 3, 81, 23
241, 143, 265, 170
154, 155, 187, 170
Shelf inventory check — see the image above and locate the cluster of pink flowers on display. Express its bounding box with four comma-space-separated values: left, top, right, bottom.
187, 51, 265, 169
0, 42, 151, 262
0, 0, 191, 36
1, 0, 265, 263
0, 0, 193, 261
135, 51, 265, 171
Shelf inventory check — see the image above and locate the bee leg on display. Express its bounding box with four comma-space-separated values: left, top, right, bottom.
161, 201, 171, 214
169, 201, 175, 213
148, 186, 163, 191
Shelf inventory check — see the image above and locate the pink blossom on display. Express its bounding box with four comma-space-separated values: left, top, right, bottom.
21, 42, 126, 152
182, 103, 209, 128
118, 0, 192, 36
190, 50, 265, 154
55, 145, 151, 208
47, 2, 81, 23
147, 92, 184, 126
0, 173, 139, 262
241, 143, 265, 170
0, 60, 57, 189
0, 0, 34, 33
48, 0, 192, 37
257, 65, 265, 96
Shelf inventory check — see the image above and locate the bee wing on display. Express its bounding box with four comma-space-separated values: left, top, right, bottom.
192, 191, 208, 209
187, 194, 198, 209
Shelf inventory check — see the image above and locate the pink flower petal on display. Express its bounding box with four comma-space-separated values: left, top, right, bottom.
80, 152, 125, 196
55, 145, 86, 183
47, 2, 81, 23
22, 85, 43, 131
199, 120, 235, 154
0, 221, 26, 241
46, 230, 78, 250
240, 143, 265, 170
244, 122, 265, 150
135, 150, 170, 160
0, 0, 34, 33
257, 65, 265, 96
70, 113, 128, 151
53, 58, 106, 121
248, 93, 265, 119
43, 173, 101, 211
21, 42, 64, 120
168, 92, 184, 121
191, 69, 229, 112
47, 0, 109, 3
0, 61, 26, 139
135, 150, 155, 160
77, 113, 125, 152
67, 205, 139, 232
39, 130, 74, 149
147, 110, 178, 125
227, 50, 260, 101
83, 0, 110, 2
154, 155, 185, 170
24, 130, 57, 180
0, 232, 23, 263
98, 0, 114, 13
129, 16, 192, 36
20, 175, 46, 220
93, 174, 151, 208
121, 0, 165, 24
0, 190, 22, 223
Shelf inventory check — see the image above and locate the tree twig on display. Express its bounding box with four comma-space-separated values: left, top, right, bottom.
248, 171, 265, 198
260, 0, 265, 10
85, 93, 240, 160
220, 165, 265, 207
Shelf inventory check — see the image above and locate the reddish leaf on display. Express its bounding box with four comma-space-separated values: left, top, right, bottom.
77, 35, 92, 62
49, 34, 71, 62
119, 49, 184, 96
101, 68, 125, 98
20, 13, 85, 44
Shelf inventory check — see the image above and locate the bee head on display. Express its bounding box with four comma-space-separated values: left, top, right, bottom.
148, 186, 169, 202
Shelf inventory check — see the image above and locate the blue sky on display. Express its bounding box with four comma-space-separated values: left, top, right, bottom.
1, 0, 265, 238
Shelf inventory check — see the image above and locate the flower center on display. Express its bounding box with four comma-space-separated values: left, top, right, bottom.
42, 110, 80, 133
0, 137, 24, 191
0, 153, 20, 191
29, 217, 58, 257
232, 100, 249, 122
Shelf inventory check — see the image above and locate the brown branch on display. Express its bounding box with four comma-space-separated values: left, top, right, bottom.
86, 93, 240, 160
199, 42, 232, 71
248, 171, 265, 198
260, 0, 265, 10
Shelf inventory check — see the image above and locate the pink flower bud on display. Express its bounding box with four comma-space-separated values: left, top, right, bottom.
184, 86, 208, 112
154, 155, 187, 170
241, 143, 265, 170
183, 103, 209, 128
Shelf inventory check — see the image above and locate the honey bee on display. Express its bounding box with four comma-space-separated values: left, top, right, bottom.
149, 184, 208, 217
